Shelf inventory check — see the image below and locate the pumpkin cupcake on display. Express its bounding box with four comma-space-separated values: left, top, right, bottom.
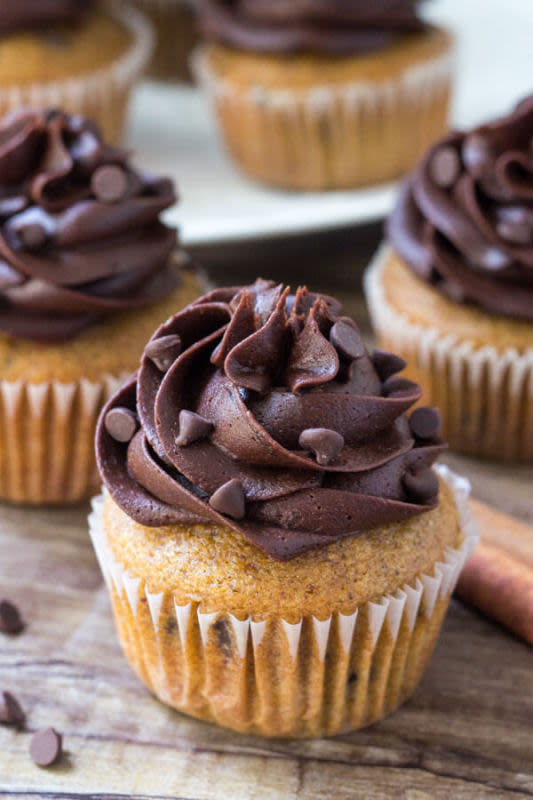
193, 0, 454, 190
91, 280, 476, 738
0, 107, 202, 505
0, 1, 153, 142
365, 95, 533, 462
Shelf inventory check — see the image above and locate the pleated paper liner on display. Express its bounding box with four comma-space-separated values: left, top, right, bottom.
0, 373, 128, 505
89, 466, 477, 738
365, 247, 533, 462
0, 3, 154, 143
192, 42, 453, 190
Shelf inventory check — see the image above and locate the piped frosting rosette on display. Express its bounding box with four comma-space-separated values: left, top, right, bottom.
0, 108, 178, 342
97, 280, 445, 561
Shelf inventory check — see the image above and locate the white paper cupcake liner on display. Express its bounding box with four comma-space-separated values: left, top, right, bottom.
0, 3, 154, 142
365, 247, 533, 461
192, 42, 454, 189
0, 373, 128, 505
89, 465, 477, 738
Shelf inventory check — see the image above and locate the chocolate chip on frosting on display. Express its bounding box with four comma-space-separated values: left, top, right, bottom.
29, 727, 63, 768
0, 691, 25, 727
403, 468, 439, 504
91, 164, 129, 204
409, 407, 441, 441
372, 349, 407, 381
18, 222, 48, 251
429, 145, 461, 188
175, 410, 214, 447
0, 599, 24, 634
104, 407, 138, 443
299, 428, 344, 466
329, 319, 365, 361
145, 335, 182, 372
209, 479, 246, 520
382, 376, 418, 398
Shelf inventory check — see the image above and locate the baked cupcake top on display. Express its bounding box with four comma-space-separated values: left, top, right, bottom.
0, 1, 92, 35
97, 280, 445, 561
387, 95, 533, 321
0, 108, 178, 342
197, 0, 425, 56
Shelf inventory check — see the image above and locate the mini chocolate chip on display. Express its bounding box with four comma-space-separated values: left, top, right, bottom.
104, 407, 138, 443
382, 377, 418, 397
0, 691, 25, 727
409, 407, 441, 440
372, 350, 407, 381
462, 133, 491, 178
0, 599, 24, 634
209, 479, 246, 520
329, 319, 365, 361
403, 468, 439, 504
29, 727, 62, 767
496, 219, 531, 245
145, 334, 182, 372
429, 145, 461, 188
91, 164, 129, 203
299, 428, 345, 466
175, 410, 213, 447
18, 223, 48, 251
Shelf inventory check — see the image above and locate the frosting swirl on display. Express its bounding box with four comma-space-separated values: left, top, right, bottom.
387, 95, 533, 321
198, 0, 425, 56
0, 1, 93, 35
0, 109, 179, 342
96, 281, 445, 561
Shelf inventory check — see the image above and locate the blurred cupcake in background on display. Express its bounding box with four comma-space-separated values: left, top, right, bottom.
117, 0, 198, 81
193, 0, 454, 190
0, 108, 202, 505
365, 95, 533, 462
0, 1, 153, 142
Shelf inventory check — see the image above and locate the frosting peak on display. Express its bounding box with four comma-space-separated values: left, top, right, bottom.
198, 0, 425, 56
387, 95, 533, 320
0, 109, 179, 342
0, 1, 93, 36
97, 281, 445, 561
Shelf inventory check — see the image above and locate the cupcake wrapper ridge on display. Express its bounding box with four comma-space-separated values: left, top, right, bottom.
89, 465, 477, 738
365, 247, 533, 462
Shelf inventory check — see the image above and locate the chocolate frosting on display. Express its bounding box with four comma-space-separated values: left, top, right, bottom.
0, 1, 93, 35
198, 0, 425, 56
96, 280, 445, 561
387, 95, 533, 321
0, 109, 179, 342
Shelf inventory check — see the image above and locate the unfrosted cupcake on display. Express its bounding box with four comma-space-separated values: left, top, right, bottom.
91, 280, 476, 738
365, 95, 533, 462
0, 108, 202, 505
0, 1, 153, 142
193, 0, 454, 190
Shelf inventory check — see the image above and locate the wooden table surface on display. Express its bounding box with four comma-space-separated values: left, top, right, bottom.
1, 226, 532, 800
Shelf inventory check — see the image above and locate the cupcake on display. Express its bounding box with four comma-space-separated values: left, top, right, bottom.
91, 280, 476, 738
117, 0, 198, 81
0, 107, 202, 505
365, 95, 533, 462
193, 0, 454, 190
0, 1, 153, 142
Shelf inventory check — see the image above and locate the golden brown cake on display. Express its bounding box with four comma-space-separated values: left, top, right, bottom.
365, 96, 533, 462
0, 108, 203, 505
193, 1, 453, 190
90, 280, 477, 738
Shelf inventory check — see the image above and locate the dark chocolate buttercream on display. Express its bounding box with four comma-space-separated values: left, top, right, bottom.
198, 0, 425, 56
388, 95, 533, 320
96, 281, 445, 561
0, 109, 179, 342
0, 1, 93, 35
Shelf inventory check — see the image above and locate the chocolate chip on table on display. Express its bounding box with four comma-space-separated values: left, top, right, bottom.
299, 428, 345, 466
29, 727, 63, 768
329, 319, 365, 361
0, 599, 24, 634
372, 350, 407, 382
209, 479, 246, 520
0, 691, 25, 727
145, 334, 182, 372
429, 145, 461, 188
409, 407, 441, 441
104, 407, 138, 443
91, 164, 129, 203
175, 410, 214, 447
403, 468, 439, 504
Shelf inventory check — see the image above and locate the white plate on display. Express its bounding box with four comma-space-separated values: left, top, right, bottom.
126, 0, 533, 246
